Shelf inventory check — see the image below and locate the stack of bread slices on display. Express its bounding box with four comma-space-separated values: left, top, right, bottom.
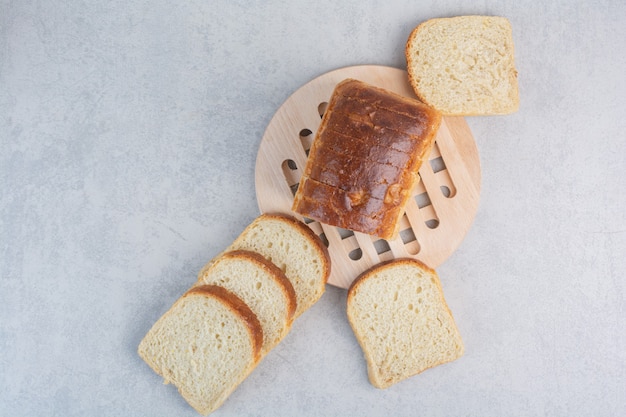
138, 213, 330, 415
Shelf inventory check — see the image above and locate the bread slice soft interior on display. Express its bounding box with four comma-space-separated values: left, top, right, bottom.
196, 250, 297, 355
406, 15, 519, 115
138, 285, 263, 415
347, 259, 464, 389
201, 213, 330, 318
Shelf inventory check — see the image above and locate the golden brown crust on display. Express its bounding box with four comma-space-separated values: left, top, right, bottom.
347, 258, 436, 296
216, 249, 298, 324
307, 146, 410, 198
324, 111, 425, 154
293, 79, 441, 240
405, 23, 433, 109
295, 178, 404, 238
256, 212, 331, 284
186, 284, 264, 362
334, 78, 433, 118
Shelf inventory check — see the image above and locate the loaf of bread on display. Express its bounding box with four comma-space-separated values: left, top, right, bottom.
138, 285, 263, 415
203, 213, 331, 318
196, 249, 297, 355
346, 259, 464, 389
406, 15, 519, 115
292, 79, 441, 241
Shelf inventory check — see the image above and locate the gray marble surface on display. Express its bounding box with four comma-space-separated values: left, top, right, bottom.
1, 1, 625, 416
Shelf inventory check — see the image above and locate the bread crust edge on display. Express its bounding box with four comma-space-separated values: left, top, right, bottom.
257, 212, 332, 286
206, 249, 299, 325
187, 284, 264, 362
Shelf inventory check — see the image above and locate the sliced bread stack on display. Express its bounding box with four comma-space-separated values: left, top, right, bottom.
222, 213, 330, 318
138, 213, 330, 415
195, 249, 297, 356
347, 259, 464, 389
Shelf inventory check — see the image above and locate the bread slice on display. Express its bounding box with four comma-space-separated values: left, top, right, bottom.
196, 250, 297, 355
138, 285, 263, 415
201, 213, 330, 318
406, 15, 519, 115
346, 259, 464, 389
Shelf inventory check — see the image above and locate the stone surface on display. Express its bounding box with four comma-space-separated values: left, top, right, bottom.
1, 1, 625, 416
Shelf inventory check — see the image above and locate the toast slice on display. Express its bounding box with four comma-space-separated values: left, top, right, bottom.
201, 213, 330, 318
196, 250, 297, 355
406, 15, 519, 115
347, 259, 464, 389
138, 285, 263, 415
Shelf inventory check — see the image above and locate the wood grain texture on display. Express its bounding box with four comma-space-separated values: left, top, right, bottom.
255, 65, 481, 289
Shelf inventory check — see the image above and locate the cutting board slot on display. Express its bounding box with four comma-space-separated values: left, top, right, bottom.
281, 159, 300, 196
338, 227, 355, 240
415, 191, 432, 209
318, 102, 329, 118
299, 129, 314, 155
430, 156, 447, 173
373, 239, 391, 255
349, 247, 363, 261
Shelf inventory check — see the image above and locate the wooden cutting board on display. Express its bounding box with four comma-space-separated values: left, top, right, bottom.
255, 65, 481, 289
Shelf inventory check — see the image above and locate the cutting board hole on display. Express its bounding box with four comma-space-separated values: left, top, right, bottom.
400, 227, 416, 244
286, 159, 297, 170
400, 227, 420, 255
282, 159, 301, 196
337, 227, 355, 240
299, 129, 314, 155
302, 218, 330, 248
319, 232, 329, 247
373, 239, 391, 255
415, 192, 431, 209
415, 190, 440, 229
425, 219, 440, 229
436, 170, 457, 198
318, 102, 328, 118
421, 203, 440, 229
349, 247, 362, 260
430, 156, 446, 173
429, 143, 457, 198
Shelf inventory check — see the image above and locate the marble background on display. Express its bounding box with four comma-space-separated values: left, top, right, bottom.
1, 1, 625, 416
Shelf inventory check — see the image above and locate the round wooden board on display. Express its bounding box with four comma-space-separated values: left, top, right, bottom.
255, 65, 481, 289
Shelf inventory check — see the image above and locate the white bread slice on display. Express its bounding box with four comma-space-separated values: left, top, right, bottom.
406, 15, 519, 115
196, 250, 297, 355
346, 259, 464, 389
138, 285, 263, 415
201, 213, 331, 318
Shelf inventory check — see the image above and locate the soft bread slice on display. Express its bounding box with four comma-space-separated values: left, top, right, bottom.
138, 285, 263, 415
406, 15, 519, 115
196, 250, 297, 355
347, 259, 464, 389
201, 213, 331, 318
